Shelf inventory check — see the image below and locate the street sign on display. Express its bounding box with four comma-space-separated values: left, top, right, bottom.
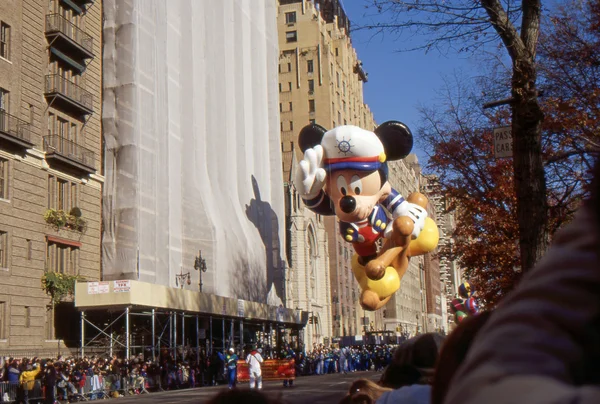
493, 126, 513, 158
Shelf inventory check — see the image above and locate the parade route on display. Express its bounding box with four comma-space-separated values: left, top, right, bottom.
113, 371, 382, 404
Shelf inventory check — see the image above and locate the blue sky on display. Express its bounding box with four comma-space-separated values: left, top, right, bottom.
341, 0, 477, 165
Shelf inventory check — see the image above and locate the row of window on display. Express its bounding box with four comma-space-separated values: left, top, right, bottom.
279, 59, 314, 74
0, 157, 79, 210
279, 99, 316, 114
279, 79, 316, 93
0, 229, 78, 275
0, 301, 56, 340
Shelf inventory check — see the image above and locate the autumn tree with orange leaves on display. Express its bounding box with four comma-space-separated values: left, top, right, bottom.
417, 0, 600, 306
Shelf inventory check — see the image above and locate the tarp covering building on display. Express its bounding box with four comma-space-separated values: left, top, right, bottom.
102, 0, 286, 306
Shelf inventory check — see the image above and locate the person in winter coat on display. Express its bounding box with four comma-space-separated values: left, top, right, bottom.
6, 360, 20, 384
245, 347, 264, 390
444, 159, 600, 404
19, 363, 41, 404
43, 361, 57, 404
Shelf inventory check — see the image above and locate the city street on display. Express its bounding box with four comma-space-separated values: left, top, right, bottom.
115, 371, 382, 404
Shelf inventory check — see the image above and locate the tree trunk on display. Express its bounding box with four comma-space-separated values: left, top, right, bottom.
511, 60, 549, 272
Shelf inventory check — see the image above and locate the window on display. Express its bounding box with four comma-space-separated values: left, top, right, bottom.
0, 22, 10, 60
279, 103, 282, 113
278, 83, 282, 92
0, 158, 8, 200
286, 31, 297, 43
25, 306, 31, 328
307, 60, 314, 73
343, 81, 346, 96
338, 111, 341, 123
289, 121, 294, 131
335, 48, 339, 57
45, 305, 55, 340
0, 231, 7, 268
287, 62, 292, 72
336, 72, 340, 87
280, 121, 283, 132
285, 12, 296, 24
309, 100, 315, 113
308, 79, 314, 92
46, 240, 79, 275
289, 102, 293, 111
288, 82, 292, 91
0, 301, 5, 339
47, 175, 77, 211
0, 88, 8, 112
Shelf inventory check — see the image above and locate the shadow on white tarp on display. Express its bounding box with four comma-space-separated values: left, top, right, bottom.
102, 0, 285, 306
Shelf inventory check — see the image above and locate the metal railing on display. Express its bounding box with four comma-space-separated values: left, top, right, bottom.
45, 74, 94, 112
43, 135, 95, 169
45, 13, 93, 54
0, 110, 31, 144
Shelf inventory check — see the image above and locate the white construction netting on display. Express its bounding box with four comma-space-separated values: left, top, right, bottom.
102, 0, 286, 306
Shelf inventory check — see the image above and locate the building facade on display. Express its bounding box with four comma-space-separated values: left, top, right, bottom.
383, 156, 428, 337
277, 0, 376, 341
425, 176, 462, 333
421, 174, 444, 333
284, 152, 332, 347
0, 0, 102, 355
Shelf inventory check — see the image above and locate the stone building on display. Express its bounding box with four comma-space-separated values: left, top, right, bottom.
0, 0, 102, 355
383, 156, 428, 337
424, 176, 462, 333
283, 152, 332, 347
277, 0, 376, 341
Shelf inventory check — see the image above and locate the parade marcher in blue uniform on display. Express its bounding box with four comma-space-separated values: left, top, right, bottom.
225, 348, 238, 389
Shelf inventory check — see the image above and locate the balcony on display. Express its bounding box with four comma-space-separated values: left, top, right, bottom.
0, 111, 33, 149
44, 75, 94, 117
45, 14, 94, 59
43, 135, 95, 174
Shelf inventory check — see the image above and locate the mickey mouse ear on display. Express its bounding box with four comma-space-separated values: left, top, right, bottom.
299, 123, 328, 152
374, 121, 413, 161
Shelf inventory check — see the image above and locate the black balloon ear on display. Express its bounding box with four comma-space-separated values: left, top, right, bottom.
298, 124, 327, 152
374, 121, 413, 161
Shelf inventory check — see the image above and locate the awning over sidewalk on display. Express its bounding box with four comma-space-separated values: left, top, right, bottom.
74, 279, 308, 326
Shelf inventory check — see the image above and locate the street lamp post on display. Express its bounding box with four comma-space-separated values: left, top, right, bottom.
194, 250, 208, 292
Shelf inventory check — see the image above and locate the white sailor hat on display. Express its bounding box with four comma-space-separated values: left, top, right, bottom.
321, 125, 386, 172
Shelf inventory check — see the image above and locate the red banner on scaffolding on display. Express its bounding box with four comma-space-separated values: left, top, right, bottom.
236, 359, 295, 382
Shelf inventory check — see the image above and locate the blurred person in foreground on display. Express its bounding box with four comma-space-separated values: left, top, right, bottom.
430, 311, 493, 404
444, 159, 600, 404
338, 378, 392, 404
376, 332, 444, 403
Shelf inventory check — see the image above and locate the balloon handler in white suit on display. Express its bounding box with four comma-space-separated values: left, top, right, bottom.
245, 347, 264, 389
296, 122, 440, 311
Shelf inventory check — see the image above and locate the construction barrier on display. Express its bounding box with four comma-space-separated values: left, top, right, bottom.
236, 359, 295, 382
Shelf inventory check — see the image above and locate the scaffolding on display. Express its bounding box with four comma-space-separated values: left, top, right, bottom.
75, 280, 308, 359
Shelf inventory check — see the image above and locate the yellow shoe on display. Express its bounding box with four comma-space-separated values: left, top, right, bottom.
365, 267, 400, 298
408, 217, 440, 256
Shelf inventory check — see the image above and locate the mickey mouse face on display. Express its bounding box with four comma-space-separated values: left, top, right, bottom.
326, 169, 391, 223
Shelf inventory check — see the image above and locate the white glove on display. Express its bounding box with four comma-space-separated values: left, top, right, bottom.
394, 200, 427, 239
295, 145, 327, 200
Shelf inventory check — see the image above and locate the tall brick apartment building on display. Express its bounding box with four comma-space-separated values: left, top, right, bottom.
0, 0, 102, 355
